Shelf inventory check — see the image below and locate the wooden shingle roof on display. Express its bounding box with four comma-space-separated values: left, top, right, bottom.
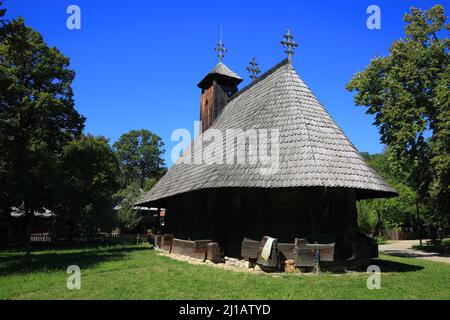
207, 62, 242, 80
138, 59, 396, 205
197, 62, 243, 88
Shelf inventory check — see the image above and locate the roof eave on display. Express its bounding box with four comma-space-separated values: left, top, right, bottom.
137, 185, 399, 207
197, 73, 243, 89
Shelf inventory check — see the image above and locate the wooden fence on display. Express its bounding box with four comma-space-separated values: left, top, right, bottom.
30, 233, 52, 243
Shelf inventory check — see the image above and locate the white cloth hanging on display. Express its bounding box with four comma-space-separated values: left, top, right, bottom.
261, 237, 275, 261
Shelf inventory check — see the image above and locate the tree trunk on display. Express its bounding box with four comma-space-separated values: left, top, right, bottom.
22, 203, 33, 261
375, 212, 383, 237
68, 215, 75, 242
140, 165, 146, 189
416, 199, 422, 246
0, 203, 11, 249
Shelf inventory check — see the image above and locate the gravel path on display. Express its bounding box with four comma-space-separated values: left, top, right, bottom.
379, 240, 450, 264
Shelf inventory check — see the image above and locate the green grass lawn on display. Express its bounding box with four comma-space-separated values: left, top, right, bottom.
0, 244, 449, 300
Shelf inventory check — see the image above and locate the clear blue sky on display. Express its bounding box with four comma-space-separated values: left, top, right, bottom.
4, 0, 449, 166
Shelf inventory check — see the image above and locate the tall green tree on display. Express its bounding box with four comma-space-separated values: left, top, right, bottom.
347, 5, 450, 228
54, 135, 119, 239
0, 17, 85, 251
0, 1, 6, 23
358, 150, 418, 236
0, 0, 9, 249
112, 175, 159, 234
113, 183, 143, 234
113, 129, 165, 188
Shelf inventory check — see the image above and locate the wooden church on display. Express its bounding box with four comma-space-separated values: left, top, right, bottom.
137, 31, 397, 265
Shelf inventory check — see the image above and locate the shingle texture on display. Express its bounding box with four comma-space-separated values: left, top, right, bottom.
138, 60, 396, 205
207, 62, 242, 80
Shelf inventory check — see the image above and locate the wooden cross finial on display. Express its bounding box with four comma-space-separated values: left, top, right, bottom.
281, 29, 298, 62
214, 26, 227, 62
246, 57, 261, 81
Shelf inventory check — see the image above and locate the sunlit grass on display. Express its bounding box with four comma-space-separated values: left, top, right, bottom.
0, 244, 449, 300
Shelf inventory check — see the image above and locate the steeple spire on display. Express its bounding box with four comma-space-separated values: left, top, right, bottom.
281, 29, 298, 62
214, 26, 227, 62
198, 29, 242, 133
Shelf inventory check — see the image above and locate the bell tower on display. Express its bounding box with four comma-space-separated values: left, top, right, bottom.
197, 35, 242, 132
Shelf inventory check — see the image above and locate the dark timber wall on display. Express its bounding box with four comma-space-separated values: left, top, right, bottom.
199, 80, 239, 133
160, 187, 358, 257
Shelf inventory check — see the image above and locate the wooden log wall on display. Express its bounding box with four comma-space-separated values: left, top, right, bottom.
160, 187, 359, 258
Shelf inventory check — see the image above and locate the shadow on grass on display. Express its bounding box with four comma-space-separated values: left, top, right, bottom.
382, 250, 446, 259
375, 258, 424, 273
0, 245, 150, 276
0, 246, 426, 277
411, 245, 450, 256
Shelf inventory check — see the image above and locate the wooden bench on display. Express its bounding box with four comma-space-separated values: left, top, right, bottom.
241, 237, 280, 268
294, 238, 315, 267
294, 237, 336, 267
256, 236, 279, 268
241, 238, 260, 260
154, 235, 162, 248
207, 242, 221, 263
160, 234, 174, 252
278, 243, 295, 261
171, 238, 212, 260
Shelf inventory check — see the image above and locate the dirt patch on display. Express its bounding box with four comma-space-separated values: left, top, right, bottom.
156, 250, 361, 276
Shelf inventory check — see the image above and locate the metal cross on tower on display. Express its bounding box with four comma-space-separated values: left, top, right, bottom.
214, 27, 227, 62
281, 29, 298, 62
246, 57, 261, 81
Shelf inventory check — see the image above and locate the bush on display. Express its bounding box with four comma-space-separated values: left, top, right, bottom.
442, 238, 450, 247
113, 184, 143, 233
374, 235, 388, 245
